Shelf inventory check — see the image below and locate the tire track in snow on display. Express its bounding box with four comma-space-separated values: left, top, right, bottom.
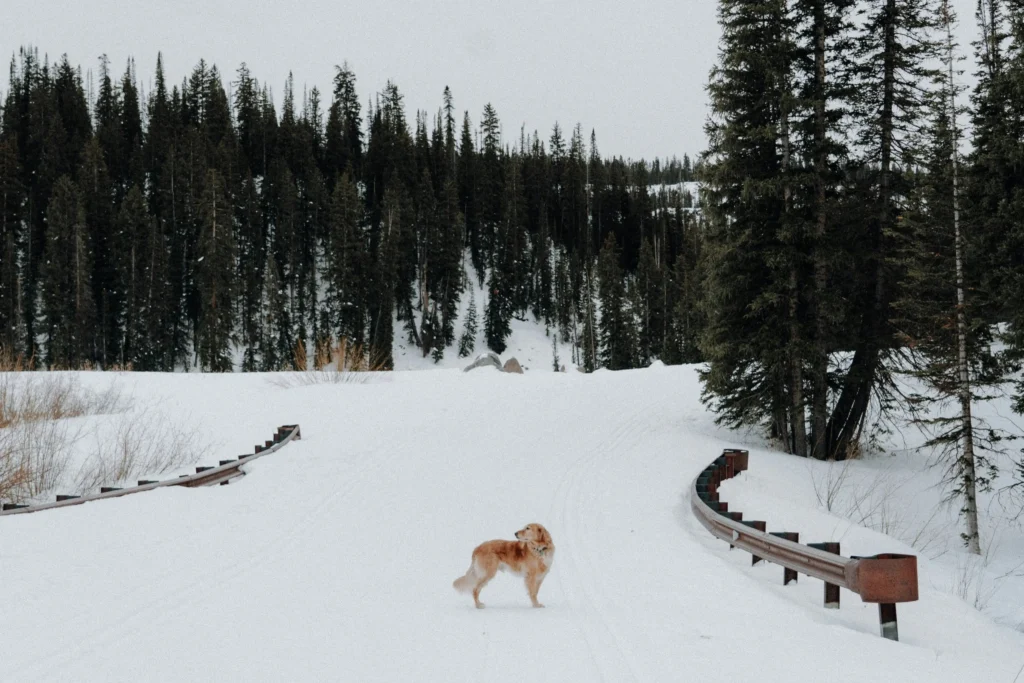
547, 406, 650, 683
11, 440, 401, 682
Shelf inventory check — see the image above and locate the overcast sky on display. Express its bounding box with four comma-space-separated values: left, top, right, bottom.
1, 0, 980, 161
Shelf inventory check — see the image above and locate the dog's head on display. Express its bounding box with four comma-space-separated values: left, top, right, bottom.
515, 523, 553, 554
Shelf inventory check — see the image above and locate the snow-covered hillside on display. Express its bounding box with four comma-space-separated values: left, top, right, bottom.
2, 363, 1023, 682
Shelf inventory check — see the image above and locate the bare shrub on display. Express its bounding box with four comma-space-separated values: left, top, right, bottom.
811, 459, 947, 557
269, 338, 387, 388
951, 539, 1000, 611
0, 372, 125, 502
0, 373, 123, 427
73, 409, 210, 491
810, 458, 853, 512
0, 416, 84, 502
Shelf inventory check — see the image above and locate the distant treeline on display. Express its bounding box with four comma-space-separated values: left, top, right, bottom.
0, 48, 701, 372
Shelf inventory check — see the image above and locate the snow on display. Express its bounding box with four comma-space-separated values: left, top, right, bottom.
2, 361, 1024, 682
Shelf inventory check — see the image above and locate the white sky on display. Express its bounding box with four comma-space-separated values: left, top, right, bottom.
1, 0, 980, 160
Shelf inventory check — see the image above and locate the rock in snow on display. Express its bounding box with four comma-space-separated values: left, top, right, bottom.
502, 357, 524, 374
463, 352, 503, 372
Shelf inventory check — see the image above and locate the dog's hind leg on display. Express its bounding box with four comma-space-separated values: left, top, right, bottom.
472, 560, 498, 609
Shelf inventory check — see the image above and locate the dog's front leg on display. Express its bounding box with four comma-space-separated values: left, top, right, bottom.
525, 572, 545, 608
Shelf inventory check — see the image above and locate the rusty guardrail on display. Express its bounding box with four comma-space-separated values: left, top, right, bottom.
0, 424, 301, 516
690, 449, 918, 641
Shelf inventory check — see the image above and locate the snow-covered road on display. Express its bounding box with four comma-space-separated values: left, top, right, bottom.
1, 367, 1021, 681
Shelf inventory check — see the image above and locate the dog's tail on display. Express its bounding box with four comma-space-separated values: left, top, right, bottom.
452, 561, 479, 593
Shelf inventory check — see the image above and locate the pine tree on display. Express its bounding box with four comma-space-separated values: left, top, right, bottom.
432, 178, 466, 352
458, 286, 478, 358
195, 169, 237, 371
237, 171, 264, 372
259, 249, 288, 371
119, 185, 170, 370
484, 266, 512, 355
40, 176, 96, 367
554, 249, 572, 344
823, 0, 942, 458
596, 233, 634, 370
325, 62, 363, 179
972, 5, 1024, 453
792, 0, 856, 458
531, 205, 554, 325
580, 275, 598, 373
633, 237, 665, 364
0, 140, 25, 354
78, 137, 121, 366
899, 0, 1005, 554
94, 55, 123, 189
699, 0, 795, 439
369, 183, 403, 370
325, 169, 365, 347
458, 112, 482, 283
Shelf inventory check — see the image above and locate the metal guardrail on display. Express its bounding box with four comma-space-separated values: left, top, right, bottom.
690, 449, 918, 641
1, 424, 301, 517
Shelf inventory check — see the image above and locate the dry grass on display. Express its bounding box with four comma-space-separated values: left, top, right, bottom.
268, 337, 388, 388
0, 410, 85, 501
0, 371, 126, 502
0, 373, 123, 428
73, 409, 210, 491
0, 346, 36, 372
950, 536, 1002, 611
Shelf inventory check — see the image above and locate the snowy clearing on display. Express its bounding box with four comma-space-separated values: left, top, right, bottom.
2, 365, 1023, 682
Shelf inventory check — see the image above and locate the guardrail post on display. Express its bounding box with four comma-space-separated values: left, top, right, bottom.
727, 512, 743, 549
723, 448, 749, 475
879, 603, 899, 641
770, 532, 799, 584
742, 521, 767, 564
808, 542, 841, 608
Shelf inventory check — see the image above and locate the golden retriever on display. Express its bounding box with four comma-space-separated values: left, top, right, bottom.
453, 523, 554, 609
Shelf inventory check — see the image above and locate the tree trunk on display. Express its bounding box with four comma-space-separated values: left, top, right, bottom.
944, 0, 981, 554
827, 0, 896, 460
811, 0, 830, 459
781, 47, 806, 457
